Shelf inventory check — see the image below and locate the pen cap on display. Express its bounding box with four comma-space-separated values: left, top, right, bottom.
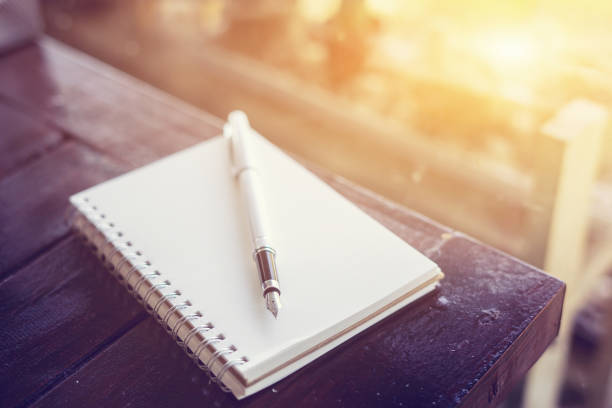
228, 111, 256, 171
228, 110, 249, 127
227, 111, 274, 249
222, 123, 233, 139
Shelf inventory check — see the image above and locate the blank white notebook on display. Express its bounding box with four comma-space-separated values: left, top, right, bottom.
70, 133, 443, 399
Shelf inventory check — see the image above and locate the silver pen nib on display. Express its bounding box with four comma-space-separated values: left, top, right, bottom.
265, 291, 282, 318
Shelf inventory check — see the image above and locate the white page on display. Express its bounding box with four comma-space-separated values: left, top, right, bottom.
72, 134, 440, 383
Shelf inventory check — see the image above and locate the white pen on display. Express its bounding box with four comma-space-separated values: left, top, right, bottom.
225, 111, 282, 318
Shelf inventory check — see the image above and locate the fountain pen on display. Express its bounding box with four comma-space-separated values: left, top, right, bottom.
226, 111, 282, 318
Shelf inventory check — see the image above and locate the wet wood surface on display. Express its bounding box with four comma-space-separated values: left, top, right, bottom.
0, 39, 564, 408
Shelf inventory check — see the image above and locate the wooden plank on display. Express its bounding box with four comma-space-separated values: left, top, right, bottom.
0, 235, 145, 408
0, 142, 125, 277
29, 317, 232, 408
32, 233, 564, 408
0, 39, 221, 167
0, 101, 62, 179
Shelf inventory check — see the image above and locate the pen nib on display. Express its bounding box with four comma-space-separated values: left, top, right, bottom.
266, 291, 282, 319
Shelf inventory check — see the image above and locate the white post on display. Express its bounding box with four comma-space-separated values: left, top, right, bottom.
523, 99, 608, 408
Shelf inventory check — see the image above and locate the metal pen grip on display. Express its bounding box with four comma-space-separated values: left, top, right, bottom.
254, 247, 280, 295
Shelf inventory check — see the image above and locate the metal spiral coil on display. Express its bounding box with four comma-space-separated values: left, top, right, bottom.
183, 323, 214, 355
152, 290, 180, 317
71, 197, 247, 391
171, 312, 201, 343
161, 301, 190, 329
194, 335, 225, 371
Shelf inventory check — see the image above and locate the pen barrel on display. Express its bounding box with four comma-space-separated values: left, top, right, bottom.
228, 110, 281, 299
254, 248, 281, 295
237, 168, 273, 249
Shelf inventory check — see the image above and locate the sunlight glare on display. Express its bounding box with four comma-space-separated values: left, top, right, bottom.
297, 0, 342, 24
365, 0, 400, 17
474, 32, 537, 70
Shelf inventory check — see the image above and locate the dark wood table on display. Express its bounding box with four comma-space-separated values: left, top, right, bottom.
0, 39, 564, 408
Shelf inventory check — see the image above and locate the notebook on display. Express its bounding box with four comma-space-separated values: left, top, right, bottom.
70, 131, 443, 399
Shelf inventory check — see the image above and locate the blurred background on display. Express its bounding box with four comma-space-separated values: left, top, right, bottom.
31, 0, 612, 406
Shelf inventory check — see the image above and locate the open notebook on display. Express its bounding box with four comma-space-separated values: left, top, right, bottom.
70, 132, 443, 399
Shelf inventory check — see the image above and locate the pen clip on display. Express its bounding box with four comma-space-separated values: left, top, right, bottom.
224, 123, 241, 178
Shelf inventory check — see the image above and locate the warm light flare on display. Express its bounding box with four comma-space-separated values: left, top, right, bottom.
365, 0, 400, 17
297, 0, 341, 23
473, 32, 538, 70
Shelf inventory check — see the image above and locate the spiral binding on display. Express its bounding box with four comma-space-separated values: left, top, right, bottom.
71, 197, 248, 392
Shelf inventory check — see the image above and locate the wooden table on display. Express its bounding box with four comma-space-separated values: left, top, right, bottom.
0, 39, 564, 408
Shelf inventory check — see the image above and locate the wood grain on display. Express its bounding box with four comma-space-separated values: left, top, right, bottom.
0, 39, 221, 167
0, 142, 124, 277
0, 102, 62, 179
0, 235, 145, 408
